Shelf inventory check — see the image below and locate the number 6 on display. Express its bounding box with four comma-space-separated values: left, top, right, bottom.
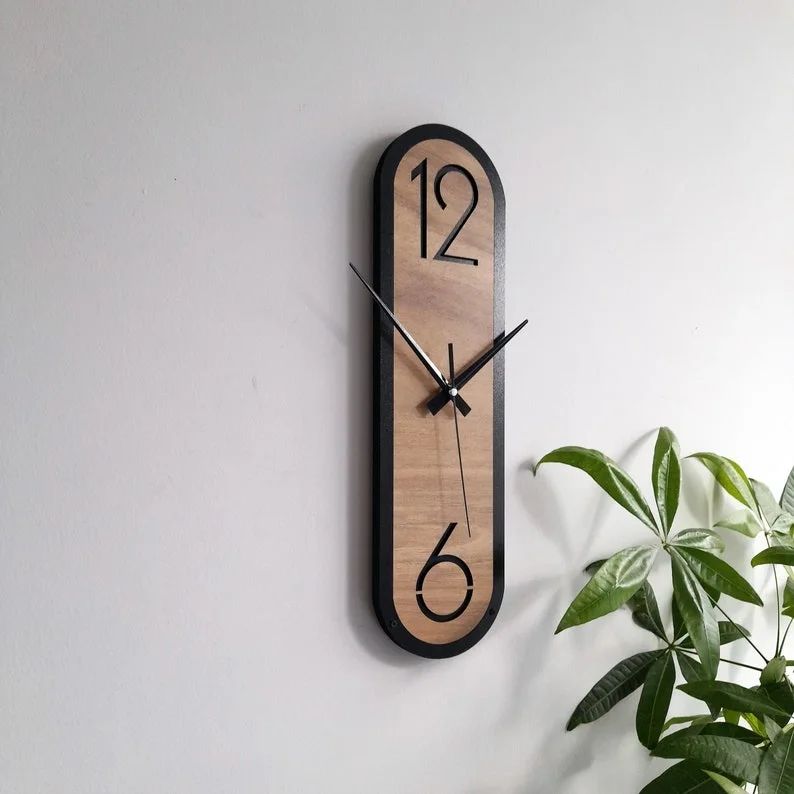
416, 523, 474, 623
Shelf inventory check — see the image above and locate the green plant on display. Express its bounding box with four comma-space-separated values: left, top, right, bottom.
534, 428, 794, 793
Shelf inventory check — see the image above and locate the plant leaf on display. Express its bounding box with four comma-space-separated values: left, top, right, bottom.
771, 513, 794, 534
679, 681, 790, 719
584, 559, 667, 638
760, 657, 787, 686
672, 552, 720, 678
674, 653, 721, 718
758, 727, 794, 793
705, 771, 750, 793
698, 722, 767, 743
757, 680, 794, 727
652, 733, 762, 782
672, 598, 687, 641
744, 713, 766, 736
783, 580, 794, 619
584, 559, 607, 576
680, 622, 751, 649
662, 713, 715, 733
715, 511, 763, 538
768, 533, 794, 571
689, 453, 758, 515
640, 760, 725, 793
536, 446, 659, 533
627, 581, 667, 640
753, 479, 785, 527
566, 650, 663, 730
672, 528, 726, 553
676, 547, 763, 606
764, 715, 782, 742
556, 545, 658, 632
677, 651, 708, 684
653, 427, 681, 534
716, 622, 750, 646
752, 480, 794, 534
781, 465, 794, 515
678, 657, 730, 719
636, 652, 676, 749
752, 547, 794, 567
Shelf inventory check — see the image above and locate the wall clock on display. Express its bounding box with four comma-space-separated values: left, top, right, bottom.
351, 124, 526, 658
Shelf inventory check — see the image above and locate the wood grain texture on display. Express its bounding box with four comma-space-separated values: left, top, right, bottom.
392, 139, 495, 644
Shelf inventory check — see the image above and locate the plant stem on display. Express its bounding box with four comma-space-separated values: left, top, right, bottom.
677, 647, 763, 673
709, 597, 770, 664
773, 564, 782, 654
781, 617, 794, 655
763, 531, 783, 655
718, 657, 764, 673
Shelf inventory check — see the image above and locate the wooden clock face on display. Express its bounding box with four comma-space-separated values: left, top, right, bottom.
373, 125, 505, 658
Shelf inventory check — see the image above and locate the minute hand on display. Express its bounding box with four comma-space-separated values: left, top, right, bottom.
349, 263, 471, 415
426, 319, 528, 415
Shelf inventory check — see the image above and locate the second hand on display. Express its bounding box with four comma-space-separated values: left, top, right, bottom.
448, 343, 471, 539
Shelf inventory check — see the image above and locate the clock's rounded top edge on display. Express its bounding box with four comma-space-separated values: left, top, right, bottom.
374, 123, 504, 207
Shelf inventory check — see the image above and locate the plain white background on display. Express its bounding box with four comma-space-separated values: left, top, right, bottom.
2, 1, 794, 791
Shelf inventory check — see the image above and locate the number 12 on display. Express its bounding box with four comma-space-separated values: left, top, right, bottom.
410, 159, 479, 266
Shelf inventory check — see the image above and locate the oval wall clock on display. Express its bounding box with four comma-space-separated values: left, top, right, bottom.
352, 124, 526, 658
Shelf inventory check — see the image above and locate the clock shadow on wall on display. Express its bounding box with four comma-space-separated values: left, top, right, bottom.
345, 134, 424, 667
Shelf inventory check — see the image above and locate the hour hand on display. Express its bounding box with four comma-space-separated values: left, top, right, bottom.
426, 319, 528, 415
349, 263, 471, 415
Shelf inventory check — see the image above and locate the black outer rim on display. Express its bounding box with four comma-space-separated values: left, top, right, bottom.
372, 124, 505, 659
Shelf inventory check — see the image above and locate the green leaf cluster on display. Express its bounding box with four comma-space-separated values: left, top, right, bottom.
536, 430, 794, 791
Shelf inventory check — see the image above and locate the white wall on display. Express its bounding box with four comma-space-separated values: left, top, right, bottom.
3, 2, 794, 792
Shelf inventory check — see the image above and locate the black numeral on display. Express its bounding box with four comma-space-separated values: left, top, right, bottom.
410, 158, 428, 259
415, 523, 474, 623
433, 165, 479, 266
411, 160, 479, 266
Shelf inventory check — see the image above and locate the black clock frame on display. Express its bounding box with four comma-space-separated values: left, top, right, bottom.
371, 123, 505, 659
